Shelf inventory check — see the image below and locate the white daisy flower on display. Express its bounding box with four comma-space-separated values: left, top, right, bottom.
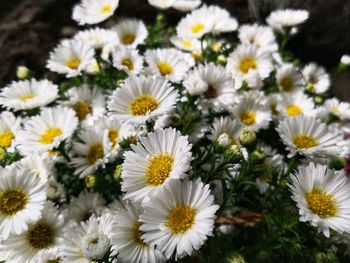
341, 55, 350, 65
201, 5, 238, 34
63, 84, 106, 125
72, 0, 119, 25
324, 98, 350, 120
145, 48, 194, 83
172, 0, 202, 12
289, 162, 350, 237
170, 36, 201, 52
74, 28, 119, 49
238, 24, 278, 53
47, 39, 95, 78
107, 75, 179, 124
276, 91, 315, 118
302, 63, 330, 94
0, 166, 46, 239
66, 191, 106, 222
122, 128, 192, 202
226, 44, 273, 89
70, 126, 112, 178
0, 111, 21, 152
0, 79, 58, 111
0, 201, 64, 263
266, 9, 309, 34
112, 46, 144, 74
111, 203, 165, 263
276, 63, 304, 93
60, 213, 114, 262
231, 91, 272, 131
148, 0, 176, 9
176, 7, 215, 39
139, 178, 219, 259
209, 117, 243, 147
113, 19, 148, 48
16, 106, 78, 155
277, 115, 343, 158
183, 63, 236, 112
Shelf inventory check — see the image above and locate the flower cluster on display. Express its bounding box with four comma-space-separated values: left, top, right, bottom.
1, 0, 350, 262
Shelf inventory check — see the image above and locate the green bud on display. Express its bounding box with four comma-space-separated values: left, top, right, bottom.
85, 174, 97, 189
114, 165, 123, 182
225, 253, 246, 263
329, 157, 346, 170
224, 144, 243, 163
0, 147, 6, 161
306, 83, 314, 92
239, 128, 257, 149
314, 96, 324, 105
16, 66, 30, 79
249, 149, 266, 164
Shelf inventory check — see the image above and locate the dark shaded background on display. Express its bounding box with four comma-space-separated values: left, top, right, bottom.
0, 0, 349, 99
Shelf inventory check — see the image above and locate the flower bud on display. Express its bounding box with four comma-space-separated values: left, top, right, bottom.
114, 164, 123, 182
249, 149, 266, 164
239, 128, 257, 149
224, 144, 243, 163
85, 174, 97, 189
217, 133, 231, 148
16, 66, 30, 79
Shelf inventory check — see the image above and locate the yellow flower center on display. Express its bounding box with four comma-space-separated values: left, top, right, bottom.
191, 23, 205, 34
331, 107, 340, 114
87, 143, 104, 165
132, 222, 148, 247
19, 93, 36, 102
167, 204, 196, 234
122, 34, 136, 45
293, 134, 319, 149
108, 129, 119, 148
239, 57, 257, 74
280, 76, 293, 92
240, 111, 257, 126
181, 40, 193, 48
100, 4, 111, 14
0, 130, 14, 148
0, 189, 28, 216
157, 62, 173, 76
73, 101, 92, 121
39, 127, 63, 145
121, 58, 134, 71
146, 153, 173, 186
192, 52, 202, 61
129, 95, 159, 116
27, 221, 54, 250
66, 58, 81, 70
305, 188, 338, 218
286, 104, 303, 116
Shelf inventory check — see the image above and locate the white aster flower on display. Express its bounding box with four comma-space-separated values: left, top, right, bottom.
0, 201, 64, 263
170, 36, 201, 52
209, 117, 243, 147
148, 0, 175, 9
113, 19, 148, 48
72, 0, 119, 25
226, 44, 273, 89
74, 28, 119, 49
276, 91, 315, 118
302, 63, 330, 94
70, 126, 111, 178
66, 191, 106, 222
122, 128, 192, 202
324, 98, 350, 120
0, 166, 46, 239
139, 178, 219, 259
112, 46, 144, 74
277, 115, 343, 158
145, 48, 194, 83
0, 79, 58, 111
276, 63, 304, 93
0, 111, 21, 152
201, 5, 238, 34
238, 24, 278, 53
16, 106, 78, 155
341, 55, 350, 65
231, 91, 272, 131
172, 0, 202, 12
111, 203, 165, 263
63, 84, 106, 126
60, 214, 114, 263
184, 63, 237, 112
289, 162, 350, 237
266, 9, 309, 34
107, 75, 179, 124
47, 39, 95, 78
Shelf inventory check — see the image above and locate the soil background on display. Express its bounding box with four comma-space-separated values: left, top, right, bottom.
0, 0, 350, 99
